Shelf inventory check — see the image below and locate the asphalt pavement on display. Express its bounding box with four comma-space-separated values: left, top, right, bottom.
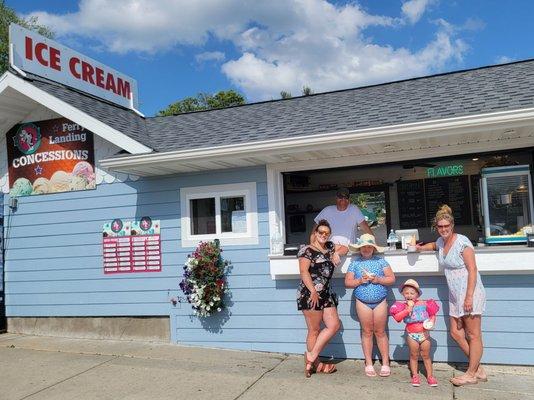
1, 333, 533, 400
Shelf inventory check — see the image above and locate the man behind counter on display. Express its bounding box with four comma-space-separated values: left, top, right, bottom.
311, 187, 373, 265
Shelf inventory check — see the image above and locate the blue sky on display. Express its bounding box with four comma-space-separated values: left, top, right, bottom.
8, 0, 534, 116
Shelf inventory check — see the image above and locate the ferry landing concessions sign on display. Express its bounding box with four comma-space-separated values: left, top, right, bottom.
9, 23, 139, 109
7, 117, 95, 197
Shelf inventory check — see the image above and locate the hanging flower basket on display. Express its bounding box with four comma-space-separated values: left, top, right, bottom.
179, 240, 231, 317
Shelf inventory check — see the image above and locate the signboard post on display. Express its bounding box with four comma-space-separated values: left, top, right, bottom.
9, 23, 139, 110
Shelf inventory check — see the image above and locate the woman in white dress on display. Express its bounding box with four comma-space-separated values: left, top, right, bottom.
416, 205, 487, 386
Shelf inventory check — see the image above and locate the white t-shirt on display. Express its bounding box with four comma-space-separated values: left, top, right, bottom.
314, 204, 365, 246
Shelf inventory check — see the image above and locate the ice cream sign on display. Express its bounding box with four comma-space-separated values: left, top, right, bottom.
9, 23, 139, 109
7, 117, 95, 196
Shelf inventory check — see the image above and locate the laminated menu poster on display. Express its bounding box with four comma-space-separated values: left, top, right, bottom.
397, 179, 426, 229
102, 217, 162, 274
425, 176, 472, 226
6, 117, 95, 196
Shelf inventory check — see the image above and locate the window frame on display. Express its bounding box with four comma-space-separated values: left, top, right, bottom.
180, 182, 258, 247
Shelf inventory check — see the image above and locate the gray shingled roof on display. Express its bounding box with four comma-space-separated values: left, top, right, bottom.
20, 60, 534, 153
21, 72, 152, 150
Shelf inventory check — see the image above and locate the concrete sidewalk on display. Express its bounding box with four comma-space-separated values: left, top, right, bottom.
1, 334, 533, 400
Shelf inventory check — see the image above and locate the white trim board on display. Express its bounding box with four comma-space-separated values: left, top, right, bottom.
269, 247, 534, 279
0, 71, 152, 154
100, 106, 534, 171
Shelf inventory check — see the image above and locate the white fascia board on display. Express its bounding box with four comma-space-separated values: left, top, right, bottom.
1, 72, 152, 154
100, 106, 534, 169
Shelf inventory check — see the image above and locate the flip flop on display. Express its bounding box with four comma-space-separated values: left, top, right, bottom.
379, 365, 391, 377
476, 367, 488, 382
450, 375, 478, 386
315, 361, 337, 374
304, 352, 315, 378
365, 365, 377, 377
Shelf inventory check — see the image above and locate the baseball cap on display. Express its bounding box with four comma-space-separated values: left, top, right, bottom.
336, 187, 350, 198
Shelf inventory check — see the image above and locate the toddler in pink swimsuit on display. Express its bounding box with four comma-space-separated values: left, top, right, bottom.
390, 279, 440, 387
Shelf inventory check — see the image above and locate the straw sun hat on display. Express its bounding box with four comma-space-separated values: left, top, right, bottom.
348, 233, 385, 253
400, 279, 422, 295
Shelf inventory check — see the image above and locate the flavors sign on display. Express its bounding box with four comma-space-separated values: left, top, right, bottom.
7, 117, 95, 196
9, 23, 139, 109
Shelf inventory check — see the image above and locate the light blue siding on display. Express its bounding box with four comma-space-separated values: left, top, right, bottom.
174, 273, 534, 365
4, 167, 267, 319
1, 192, 4, 328
4, 166, 534, 365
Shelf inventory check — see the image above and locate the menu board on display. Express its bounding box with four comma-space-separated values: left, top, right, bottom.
102, 218, 162, 274
397, 179, 426, 228
425, 176, 472, 226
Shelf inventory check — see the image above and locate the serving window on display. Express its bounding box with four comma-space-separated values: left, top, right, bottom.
281, 150, 533, 247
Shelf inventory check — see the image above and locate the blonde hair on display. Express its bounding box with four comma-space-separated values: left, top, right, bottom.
433, 204, 454, 229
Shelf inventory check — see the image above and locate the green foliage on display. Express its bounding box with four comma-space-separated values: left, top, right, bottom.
0, 1, 54, 74
302, 86, 313, 96
158, 89, 246, 116
280, 90, 292, 99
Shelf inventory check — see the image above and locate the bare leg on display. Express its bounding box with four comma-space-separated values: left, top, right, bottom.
406, 336, 420, 377
305, 307, 341, 361
462, 315, 483, 377
356, 300, 375, 366
420, 339, 433, 377
303, 310, 322, 352
449, 315, 485, 380
449, 316, 470, 355
372, 300, 390, 366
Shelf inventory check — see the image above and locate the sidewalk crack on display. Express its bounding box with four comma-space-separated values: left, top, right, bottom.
233, 355, 289, 400
19, 355, 118, 400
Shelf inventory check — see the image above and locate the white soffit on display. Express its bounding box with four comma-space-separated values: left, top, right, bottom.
0, 72, 152, 154
100, 108, 534, 176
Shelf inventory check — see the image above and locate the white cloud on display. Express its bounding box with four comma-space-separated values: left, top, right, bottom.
27, 0, 466, 101
401, 0, 434, 24
195, 51, 226, 63
495, 56, 514, 64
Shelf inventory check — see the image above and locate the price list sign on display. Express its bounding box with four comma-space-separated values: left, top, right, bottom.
102, 218, 162, 274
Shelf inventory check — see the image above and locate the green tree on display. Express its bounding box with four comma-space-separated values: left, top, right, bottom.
280, 90, 292, 99
302, 86, 313, 96
0, 1, 54, 74
158, 90, 246, 116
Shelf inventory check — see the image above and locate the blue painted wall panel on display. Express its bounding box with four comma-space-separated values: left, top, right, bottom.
5, 164, 534, 365
174, 273, 534, 365
4, 167, 267, 321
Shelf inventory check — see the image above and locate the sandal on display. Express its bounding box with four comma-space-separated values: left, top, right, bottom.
304, 352, 315, 378
476, 367, 488, 382
379, 365, 391, 377
315, 361, 337, 374
450, 374, 478, 386
365, 365, 377, 377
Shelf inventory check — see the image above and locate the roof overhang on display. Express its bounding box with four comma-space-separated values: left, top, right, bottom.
0, 72, 152, 154
100, 107, 534, 176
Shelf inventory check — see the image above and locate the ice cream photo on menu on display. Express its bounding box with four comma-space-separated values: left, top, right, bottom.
7, 117, 96, 196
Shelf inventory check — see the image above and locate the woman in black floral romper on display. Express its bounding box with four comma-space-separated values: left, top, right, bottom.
298, 219, 341, 377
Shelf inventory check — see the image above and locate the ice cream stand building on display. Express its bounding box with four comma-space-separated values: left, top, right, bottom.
1, 24, 534, 365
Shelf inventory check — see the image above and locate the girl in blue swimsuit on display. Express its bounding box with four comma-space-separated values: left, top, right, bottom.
345, 234, 396, 377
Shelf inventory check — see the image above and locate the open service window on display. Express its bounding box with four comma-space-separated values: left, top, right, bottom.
180, 182, 258, 247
